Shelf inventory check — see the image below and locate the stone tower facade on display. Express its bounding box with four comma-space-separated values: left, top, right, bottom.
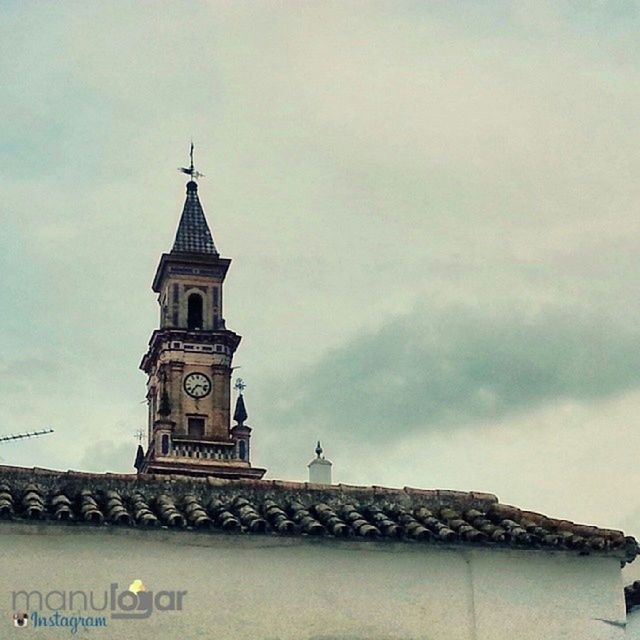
137, 178, 266, 479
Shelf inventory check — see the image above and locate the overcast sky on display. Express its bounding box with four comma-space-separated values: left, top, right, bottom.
2, 1, 640, 554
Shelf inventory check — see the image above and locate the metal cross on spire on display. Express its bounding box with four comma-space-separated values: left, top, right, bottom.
234, 378, 246, 394
178, 141, 205, 181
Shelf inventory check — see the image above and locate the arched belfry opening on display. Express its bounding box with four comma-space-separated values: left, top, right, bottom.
187, 293, 203, 330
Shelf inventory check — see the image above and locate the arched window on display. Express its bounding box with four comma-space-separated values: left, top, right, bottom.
161, 434, 170, 455
187, 293, 203, 330
239, 440, 247, 461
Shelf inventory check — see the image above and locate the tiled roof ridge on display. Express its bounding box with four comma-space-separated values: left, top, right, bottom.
0, 464, 497, 499
1, 464, 636, 562
0, 464, 630, 542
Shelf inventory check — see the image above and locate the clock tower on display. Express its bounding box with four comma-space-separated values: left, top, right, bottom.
137, 160, 266, 479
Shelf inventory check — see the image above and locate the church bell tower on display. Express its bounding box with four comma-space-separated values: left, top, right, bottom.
137, 150, 266, 479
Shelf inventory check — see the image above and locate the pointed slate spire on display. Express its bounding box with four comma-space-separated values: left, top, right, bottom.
233, 393, 248, 426
171, 181, 218, 255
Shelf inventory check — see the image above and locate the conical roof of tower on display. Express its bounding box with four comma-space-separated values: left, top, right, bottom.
171, 181, 218, 254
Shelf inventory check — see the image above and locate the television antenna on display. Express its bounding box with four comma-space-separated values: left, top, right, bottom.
0, 428, 54, 444
0, 428, 54, 462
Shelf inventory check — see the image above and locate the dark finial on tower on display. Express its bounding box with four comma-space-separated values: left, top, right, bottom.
315, 441, 323, 458
233, 395, 248, 426
233, 378, 248, 425
133, 444, 144, 471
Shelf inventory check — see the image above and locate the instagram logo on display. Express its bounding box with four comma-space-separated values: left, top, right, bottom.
13, 613, 28, 628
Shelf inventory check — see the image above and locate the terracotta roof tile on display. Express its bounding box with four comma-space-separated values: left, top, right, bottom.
0, 465, 636, 562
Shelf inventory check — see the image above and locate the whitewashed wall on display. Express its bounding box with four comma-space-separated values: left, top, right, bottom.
0, 523, 627, 640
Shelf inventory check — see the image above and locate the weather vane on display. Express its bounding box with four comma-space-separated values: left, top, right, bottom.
178, 141, 205, 181
234, 378, 246, 393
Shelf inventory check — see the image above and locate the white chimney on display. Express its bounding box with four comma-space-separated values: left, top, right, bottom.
308, 441, 332, 484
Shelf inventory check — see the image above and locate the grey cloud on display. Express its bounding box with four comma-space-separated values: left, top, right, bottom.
266, 302, 640, 444
80, 439, 136, 474
0, 357, 78, 392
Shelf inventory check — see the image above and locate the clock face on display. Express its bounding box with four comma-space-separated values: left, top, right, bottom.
183, 372, 212, 398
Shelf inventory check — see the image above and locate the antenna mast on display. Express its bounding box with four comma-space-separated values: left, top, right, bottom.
0, 428, 55, 444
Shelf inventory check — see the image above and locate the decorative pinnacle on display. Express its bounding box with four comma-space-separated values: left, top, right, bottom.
134, 428, 145, 445
178, 141, 205, 181
233, 393, 248, 426
234, 378, 246, 393
315, 441, 323, 458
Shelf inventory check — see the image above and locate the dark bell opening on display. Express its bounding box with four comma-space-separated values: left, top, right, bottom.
187, 293, 203, 330
188, 418, 205, 438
